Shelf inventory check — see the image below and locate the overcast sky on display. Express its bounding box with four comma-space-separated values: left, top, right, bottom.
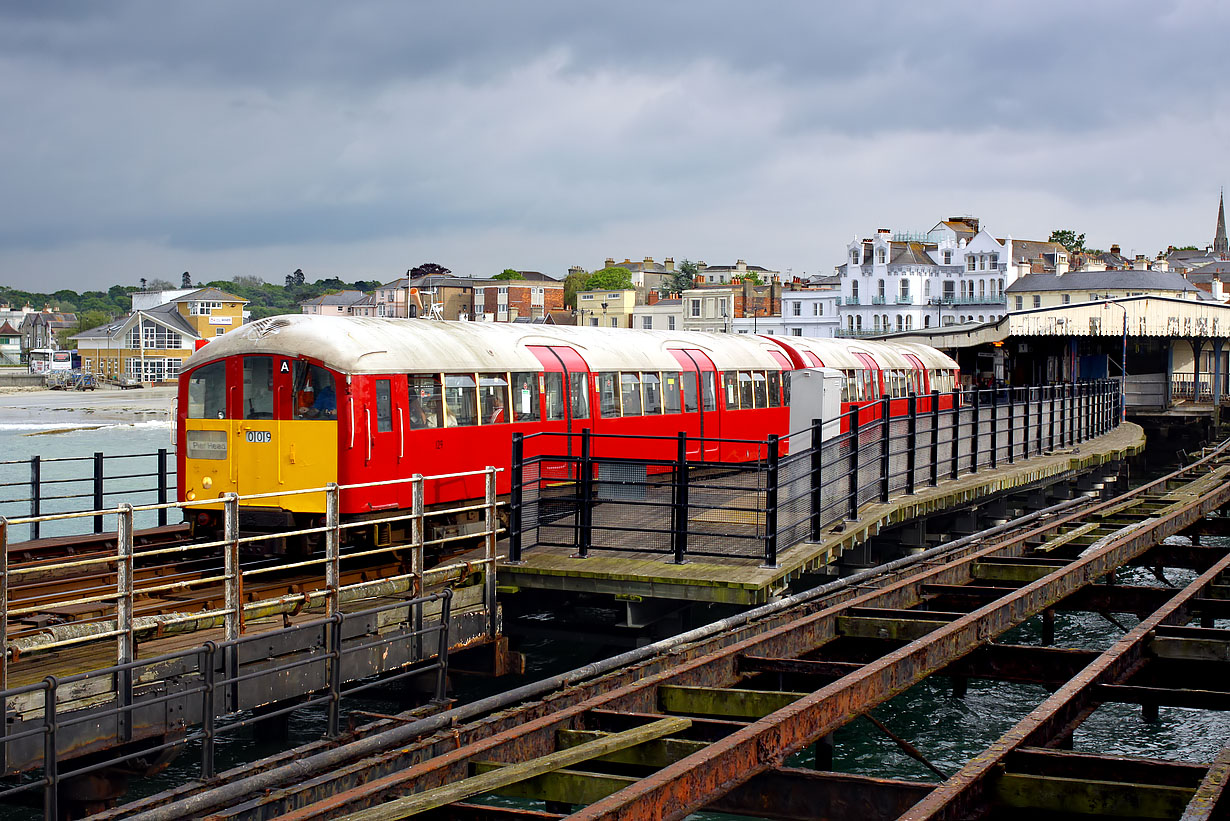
2, 1, 1228, 293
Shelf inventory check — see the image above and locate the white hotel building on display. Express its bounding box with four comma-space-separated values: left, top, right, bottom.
836, 216, 1060, 336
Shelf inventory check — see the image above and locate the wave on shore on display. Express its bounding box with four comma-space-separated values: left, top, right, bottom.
1, 419, 172, 434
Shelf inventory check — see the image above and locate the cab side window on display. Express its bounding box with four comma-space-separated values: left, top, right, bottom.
243, 357, 274, 419
188, 361, 227, 419
293, 362, 337, 420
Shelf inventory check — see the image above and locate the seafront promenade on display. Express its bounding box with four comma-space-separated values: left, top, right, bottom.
0, 385, 174, 424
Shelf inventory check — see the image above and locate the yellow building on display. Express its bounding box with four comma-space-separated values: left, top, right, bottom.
73, 288, 248, 383
575, 288, 636, 328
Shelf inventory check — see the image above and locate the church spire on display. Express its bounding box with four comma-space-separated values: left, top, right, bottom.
1216, 190, 1228, 257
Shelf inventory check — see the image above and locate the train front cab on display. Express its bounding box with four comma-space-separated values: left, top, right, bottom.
179, 355, 340, 537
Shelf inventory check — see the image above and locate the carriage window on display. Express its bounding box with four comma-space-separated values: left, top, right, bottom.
723, 372, 739, 410
510, 372, 540, 422
480, 375, 509, 424
621, 372, 642, 416
752, 372, 768, 408
545, 372, 566, 421
738, 372, 755, 409
188, 361, 227, 419
663, 371, 682, 414
408, 375, 443, 429
570, 372, 589, 420
643, 373, 662, 414
243, 357, 274, 419
680, 372, 698, 413
597, 372, 620, 418
767, 371, 782, 408
293, 362, 337, 420
444, 374, 478, 427
375, 379, 393, 432
702, 372, 717, 411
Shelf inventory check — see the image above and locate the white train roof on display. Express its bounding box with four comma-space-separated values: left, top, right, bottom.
182, 315, 787, 375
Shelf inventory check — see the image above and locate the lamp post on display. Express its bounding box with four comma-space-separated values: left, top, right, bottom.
1102, 299, 1128, 422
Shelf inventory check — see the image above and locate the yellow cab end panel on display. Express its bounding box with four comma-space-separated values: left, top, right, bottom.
183, 419, 235, 508
235, 419, 337, 513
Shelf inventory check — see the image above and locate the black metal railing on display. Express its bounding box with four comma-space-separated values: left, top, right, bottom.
510, 380, 1121, 567
0, 449, 175, 541
0, 589, 452, 819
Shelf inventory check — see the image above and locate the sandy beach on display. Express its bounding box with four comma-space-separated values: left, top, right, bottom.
0, 385, 175, 424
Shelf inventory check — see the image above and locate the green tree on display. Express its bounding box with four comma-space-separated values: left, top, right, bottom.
736, 271, 763, 286
493, 269, 525, 280
410, 263, 451, 277
585, 266, 634, 291
664, 259, 698, 294
1048, 229, 1086, 255
563, 269, 592, 308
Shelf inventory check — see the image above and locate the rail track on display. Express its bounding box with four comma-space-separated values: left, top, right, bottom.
94, 440, 1230, 820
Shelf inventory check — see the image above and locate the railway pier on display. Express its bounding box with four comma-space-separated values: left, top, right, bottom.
0, 378, 1158, 816
97, 434, 1230, 820
503, 381, 1142, 625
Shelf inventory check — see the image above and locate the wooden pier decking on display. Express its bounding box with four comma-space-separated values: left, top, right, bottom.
498, 423, 1147, 606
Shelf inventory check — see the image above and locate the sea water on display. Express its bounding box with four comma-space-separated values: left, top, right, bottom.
0, 418, 175, 540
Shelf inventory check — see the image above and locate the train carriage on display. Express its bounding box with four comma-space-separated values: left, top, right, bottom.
177, 315, 957, 556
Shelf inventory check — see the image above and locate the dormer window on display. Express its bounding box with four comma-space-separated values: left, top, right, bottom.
851, 250, 859, 265
943, 250, 952, 264
876, 249, 886, 264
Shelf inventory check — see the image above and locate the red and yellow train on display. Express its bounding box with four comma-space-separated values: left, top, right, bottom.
176, 316, 958, 551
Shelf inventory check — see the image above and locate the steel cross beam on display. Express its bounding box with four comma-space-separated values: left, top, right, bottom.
899, 539, 1230, 820
568, 482, 1230, 821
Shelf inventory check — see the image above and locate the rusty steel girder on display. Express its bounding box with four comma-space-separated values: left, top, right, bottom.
567, 481, 1230, 821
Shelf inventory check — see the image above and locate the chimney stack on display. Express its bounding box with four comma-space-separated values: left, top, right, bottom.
648, 291, 660, 305
664, 257, 675, 272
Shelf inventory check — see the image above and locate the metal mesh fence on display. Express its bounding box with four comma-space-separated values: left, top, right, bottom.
512, 381, 1119, 566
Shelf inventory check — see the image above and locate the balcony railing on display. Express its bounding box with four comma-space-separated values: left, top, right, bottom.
929, 295, 1007, 306
896, 296, 913, 304
872, 296, 887, 305
845, 297, 860, 305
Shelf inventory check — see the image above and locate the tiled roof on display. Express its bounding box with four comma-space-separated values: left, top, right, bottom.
170, 287, 247, 304
889, 242, 937, 266
0, 321, 19, 335
1185, 260, 1230, 283
302, 290, 369, 307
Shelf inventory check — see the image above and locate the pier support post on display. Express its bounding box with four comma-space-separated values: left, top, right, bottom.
810, 419, 823, 542
930, 390, 940, 487
815, 733, 835, 770
509, 434, 524, 564
848, 410, 861, 521
675, 432, 691, 563
117, 503, 134, 743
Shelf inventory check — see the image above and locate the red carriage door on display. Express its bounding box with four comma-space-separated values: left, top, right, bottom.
528, 345, 591, 463
671, 349, 720, 461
